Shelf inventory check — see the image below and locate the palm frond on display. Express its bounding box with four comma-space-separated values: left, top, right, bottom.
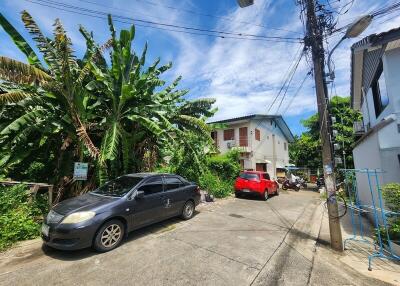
0, 13, 42, 68
0, 107, 45, 136
76, 124, 100, 158
100, 121, 121, 161
0, 90, 36, 104
176, 115, 211, 137
53, 18, 77, 70
21, 10, 59, 72
0, 56, 51, 84
178, 98, 216, 117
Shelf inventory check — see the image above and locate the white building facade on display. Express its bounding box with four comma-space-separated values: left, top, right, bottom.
350, 28, 400, 208
209, 115, 294, 179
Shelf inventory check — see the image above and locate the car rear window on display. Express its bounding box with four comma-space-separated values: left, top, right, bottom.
239, 173, 259, 180
165, 177, 183, 191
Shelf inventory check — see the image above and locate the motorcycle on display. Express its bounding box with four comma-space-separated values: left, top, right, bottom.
282, 179, 301, 191
299, 178, 307, 188
316, 176, 325, 188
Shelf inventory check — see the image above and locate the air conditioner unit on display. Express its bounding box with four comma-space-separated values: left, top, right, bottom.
353, 121, 365, 135
227, 141, 236, 149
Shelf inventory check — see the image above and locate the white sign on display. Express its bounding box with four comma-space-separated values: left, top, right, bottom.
324, 164, 333, 175
73, 162, 88, 180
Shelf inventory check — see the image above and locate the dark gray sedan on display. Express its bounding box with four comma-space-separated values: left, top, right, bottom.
41, 173, 200, 252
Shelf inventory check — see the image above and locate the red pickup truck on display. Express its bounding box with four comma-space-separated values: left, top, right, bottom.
234, 171, 279, 200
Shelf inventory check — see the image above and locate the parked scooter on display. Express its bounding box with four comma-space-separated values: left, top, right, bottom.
282, 178, 301, 191
299, 177, 307, 188
316, 176, 325, 188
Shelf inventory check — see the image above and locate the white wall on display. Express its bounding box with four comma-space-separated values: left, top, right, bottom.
353, 133, 383, 216
213, 118, 290, 178
250, 119, 289, 170
354, 46, 400, 222
361, 48, 400, 129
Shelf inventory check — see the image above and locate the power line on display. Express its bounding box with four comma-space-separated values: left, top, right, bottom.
267, 46, 305, 114
266, 45, 304, 113
78, 0, 299, 33
274, 50, 304, 114
330, 1, 400, 35
25, 0, 303, 43
281, 70, 311, 115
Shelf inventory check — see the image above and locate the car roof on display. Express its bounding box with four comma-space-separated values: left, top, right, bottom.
241, 171, 267, 174
124, 172, 178, 178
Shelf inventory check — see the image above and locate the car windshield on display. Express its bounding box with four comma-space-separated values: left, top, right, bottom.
92, 176, 143, 197
239, 173, 259, 180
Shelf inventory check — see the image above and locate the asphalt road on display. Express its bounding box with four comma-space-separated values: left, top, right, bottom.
0, 189, 388, 286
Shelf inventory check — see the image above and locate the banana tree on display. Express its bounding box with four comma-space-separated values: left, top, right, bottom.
77, 16, 216, 180
0, 11, 101, 197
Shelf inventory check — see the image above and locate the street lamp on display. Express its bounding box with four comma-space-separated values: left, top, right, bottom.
237, 0, 254, 8
327, 14, 373, 80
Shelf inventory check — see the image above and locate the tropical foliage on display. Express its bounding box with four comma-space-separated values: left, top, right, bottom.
0, 11, 215, 201
0, 184, 48, 250
376, 183, 400, 244
289, 96, 362, 170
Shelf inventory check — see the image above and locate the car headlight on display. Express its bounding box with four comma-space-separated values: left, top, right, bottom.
61, 211, 96, 224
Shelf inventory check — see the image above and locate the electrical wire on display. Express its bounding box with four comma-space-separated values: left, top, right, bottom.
24, 0, 303, 43
281, 70, 312, 115
75, 0, 301, 35
267, 45, 305, 114
330, 1, 400, 36
274, 50, 305, 114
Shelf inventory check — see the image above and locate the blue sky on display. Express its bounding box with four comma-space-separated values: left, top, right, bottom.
1, 0, 400, 135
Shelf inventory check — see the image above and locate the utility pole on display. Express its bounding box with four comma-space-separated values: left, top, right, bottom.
302, 0, 343, 251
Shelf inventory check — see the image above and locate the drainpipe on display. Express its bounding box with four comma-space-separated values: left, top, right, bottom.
272, 134, 277, 179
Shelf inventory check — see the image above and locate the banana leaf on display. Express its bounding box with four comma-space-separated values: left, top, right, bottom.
0, 13, 42, 68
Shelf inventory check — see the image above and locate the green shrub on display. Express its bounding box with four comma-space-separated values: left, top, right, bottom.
199, 172, 233, 198
207, 150, 240, 181
382, 183, 400, 213
0, 185, 48, 251
375, 183, 400, 244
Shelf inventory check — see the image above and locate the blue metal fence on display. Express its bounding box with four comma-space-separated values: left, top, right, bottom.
342, 169, 400, 271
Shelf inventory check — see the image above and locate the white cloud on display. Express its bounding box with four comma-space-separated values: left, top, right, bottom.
2, 0, 400, 126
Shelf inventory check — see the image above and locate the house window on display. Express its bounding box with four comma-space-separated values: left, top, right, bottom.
371, 61, 389, 118
223, 129, 234, 141
255, 128, 260, 141
284, 142, 287, 151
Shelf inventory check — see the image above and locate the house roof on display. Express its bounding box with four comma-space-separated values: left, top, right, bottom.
350, 27, 400, 110
208, 114, 295, 143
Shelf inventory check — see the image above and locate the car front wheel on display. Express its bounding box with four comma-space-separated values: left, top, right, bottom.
93, 219, 124, 252
181, 200, 195, 220
262, 190, 269, 201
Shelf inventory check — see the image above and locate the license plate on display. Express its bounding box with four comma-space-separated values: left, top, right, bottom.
41, 224, 49, 237
242, 189, 250, 192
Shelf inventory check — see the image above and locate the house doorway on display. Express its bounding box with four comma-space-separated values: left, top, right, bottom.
256, 163, 267, 172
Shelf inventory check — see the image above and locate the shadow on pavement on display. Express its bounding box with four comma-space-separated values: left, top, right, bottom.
43, 211, 199, 261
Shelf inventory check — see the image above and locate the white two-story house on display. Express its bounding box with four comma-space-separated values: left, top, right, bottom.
208, 114, 294, 179
350, 28, 400, 207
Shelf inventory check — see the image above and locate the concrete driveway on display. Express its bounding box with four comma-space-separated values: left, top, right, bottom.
0, 190, 388, 286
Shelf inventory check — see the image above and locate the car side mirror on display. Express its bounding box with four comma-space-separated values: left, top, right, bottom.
135, 190, 145, 200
